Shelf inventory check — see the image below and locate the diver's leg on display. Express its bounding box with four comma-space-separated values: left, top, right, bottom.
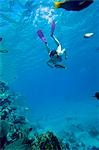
45, 43, 51, 54
51, 35, 60, 47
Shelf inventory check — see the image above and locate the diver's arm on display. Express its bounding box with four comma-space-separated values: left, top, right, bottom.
51, 35, 61, 47
46, 59, 54, 68
45, 43, 51, 54
61, 49, 67, 59
55, 64, 66, 69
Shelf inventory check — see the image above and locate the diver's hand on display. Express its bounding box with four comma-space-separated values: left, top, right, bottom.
55, 64, 65, 69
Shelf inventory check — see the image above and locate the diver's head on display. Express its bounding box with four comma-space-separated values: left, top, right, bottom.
54, 1, 63, 8
49, 50, 57, 57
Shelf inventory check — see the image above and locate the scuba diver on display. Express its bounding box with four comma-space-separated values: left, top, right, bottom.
37, 21, 67, 69
54, 0, 93, 11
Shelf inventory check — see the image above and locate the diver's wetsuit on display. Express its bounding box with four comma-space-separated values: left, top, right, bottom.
49, 50, 62, 62
49, 50, 57, 57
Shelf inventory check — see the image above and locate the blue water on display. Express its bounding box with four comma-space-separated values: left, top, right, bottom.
0, 0, 99, 136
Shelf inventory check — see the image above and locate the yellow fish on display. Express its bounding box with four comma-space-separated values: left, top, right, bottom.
54, 0, 93, 11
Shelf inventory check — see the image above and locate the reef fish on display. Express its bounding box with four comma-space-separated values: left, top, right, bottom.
54, 0, 93, 11
84, 33, 94, 38
93, 92, 99, 100
0, 50, 8, 53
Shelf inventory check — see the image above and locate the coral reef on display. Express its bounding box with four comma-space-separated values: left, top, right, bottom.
0, 81, 32, 149
0, 80, 99, 150
0, 81, 62, 150
31, 131, 61, 150
0, 81, 9, 94
5, 139, 31, 150
88, 126, 99, 138
0, 120, 9, 149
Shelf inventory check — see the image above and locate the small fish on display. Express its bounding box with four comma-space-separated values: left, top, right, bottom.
84, 33, 94, 38
24, 107, 29, 111
93, 92, 99, 100
0, 49, 8, 53
0, 37, 3, 42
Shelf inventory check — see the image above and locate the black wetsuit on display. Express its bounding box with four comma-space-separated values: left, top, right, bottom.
49, 50, 57, 57
49, 50, 62, 62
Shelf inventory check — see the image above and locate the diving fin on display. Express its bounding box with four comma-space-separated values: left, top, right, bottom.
37, 30, 47, 44
51, 20, 55, 36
